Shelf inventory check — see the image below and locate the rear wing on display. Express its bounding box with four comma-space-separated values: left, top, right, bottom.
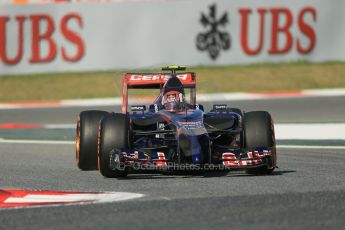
122, 73, 196, 113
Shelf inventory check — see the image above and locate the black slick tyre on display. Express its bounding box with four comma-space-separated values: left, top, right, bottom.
243, 111, 276, 175
98, 113, 130, 178
76, 110, 108, 170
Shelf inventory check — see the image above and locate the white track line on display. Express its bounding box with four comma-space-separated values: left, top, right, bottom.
44, 124, 76, 129
277, 145, 345, 149
0, 139, 74, 145
275, 123, 345, 140
6, 123, 344, 141
1, 123, 344, 147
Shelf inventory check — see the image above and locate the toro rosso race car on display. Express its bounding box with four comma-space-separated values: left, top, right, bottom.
76, 66, 277, 178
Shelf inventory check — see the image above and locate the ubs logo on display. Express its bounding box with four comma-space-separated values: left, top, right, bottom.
196, 4, 231, 60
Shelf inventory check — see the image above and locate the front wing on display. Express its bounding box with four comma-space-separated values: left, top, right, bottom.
108, 148, 274, 173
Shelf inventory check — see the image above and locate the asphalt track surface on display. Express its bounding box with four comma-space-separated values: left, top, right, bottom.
1, 96, 345, 230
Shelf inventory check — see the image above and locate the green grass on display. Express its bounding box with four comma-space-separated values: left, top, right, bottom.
0, 62, 345, 102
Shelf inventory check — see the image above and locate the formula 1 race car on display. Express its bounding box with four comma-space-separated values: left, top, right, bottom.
76, 66, 277, 178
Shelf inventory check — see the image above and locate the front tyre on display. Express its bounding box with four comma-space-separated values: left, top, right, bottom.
243, 111, 276, 175
98, 113, 129, 178
76, 110, 108, 170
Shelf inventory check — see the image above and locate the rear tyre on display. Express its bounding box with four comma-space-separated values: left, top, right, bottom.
243, 111, 276, 175
98, 113, 129, 178
76, 110, 108, 170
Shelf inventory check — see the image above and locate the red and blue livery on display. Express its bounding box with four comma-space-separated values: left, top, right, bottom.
76, 66, 277, 178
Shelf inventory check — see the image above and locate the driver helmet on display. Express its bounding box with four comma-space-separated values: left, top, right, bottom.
162, 90, 184, 112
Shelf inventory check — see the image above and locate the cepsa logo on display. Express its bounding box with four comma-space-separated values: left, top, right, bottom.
197, 4, 317, 59
129, 74, 188, 81
0, 13, 84, 65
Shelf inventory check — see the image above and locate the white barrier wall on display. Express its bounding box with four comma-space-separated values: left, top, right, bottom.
1, 0, 345, 75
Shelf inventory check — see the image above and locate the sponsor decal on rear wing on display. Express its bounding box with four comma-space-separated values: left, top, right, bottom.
123, 73, 196, 87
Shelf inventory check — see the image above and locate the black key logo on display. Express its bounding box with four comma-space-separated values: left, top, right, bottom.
196, 4, 231, 60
